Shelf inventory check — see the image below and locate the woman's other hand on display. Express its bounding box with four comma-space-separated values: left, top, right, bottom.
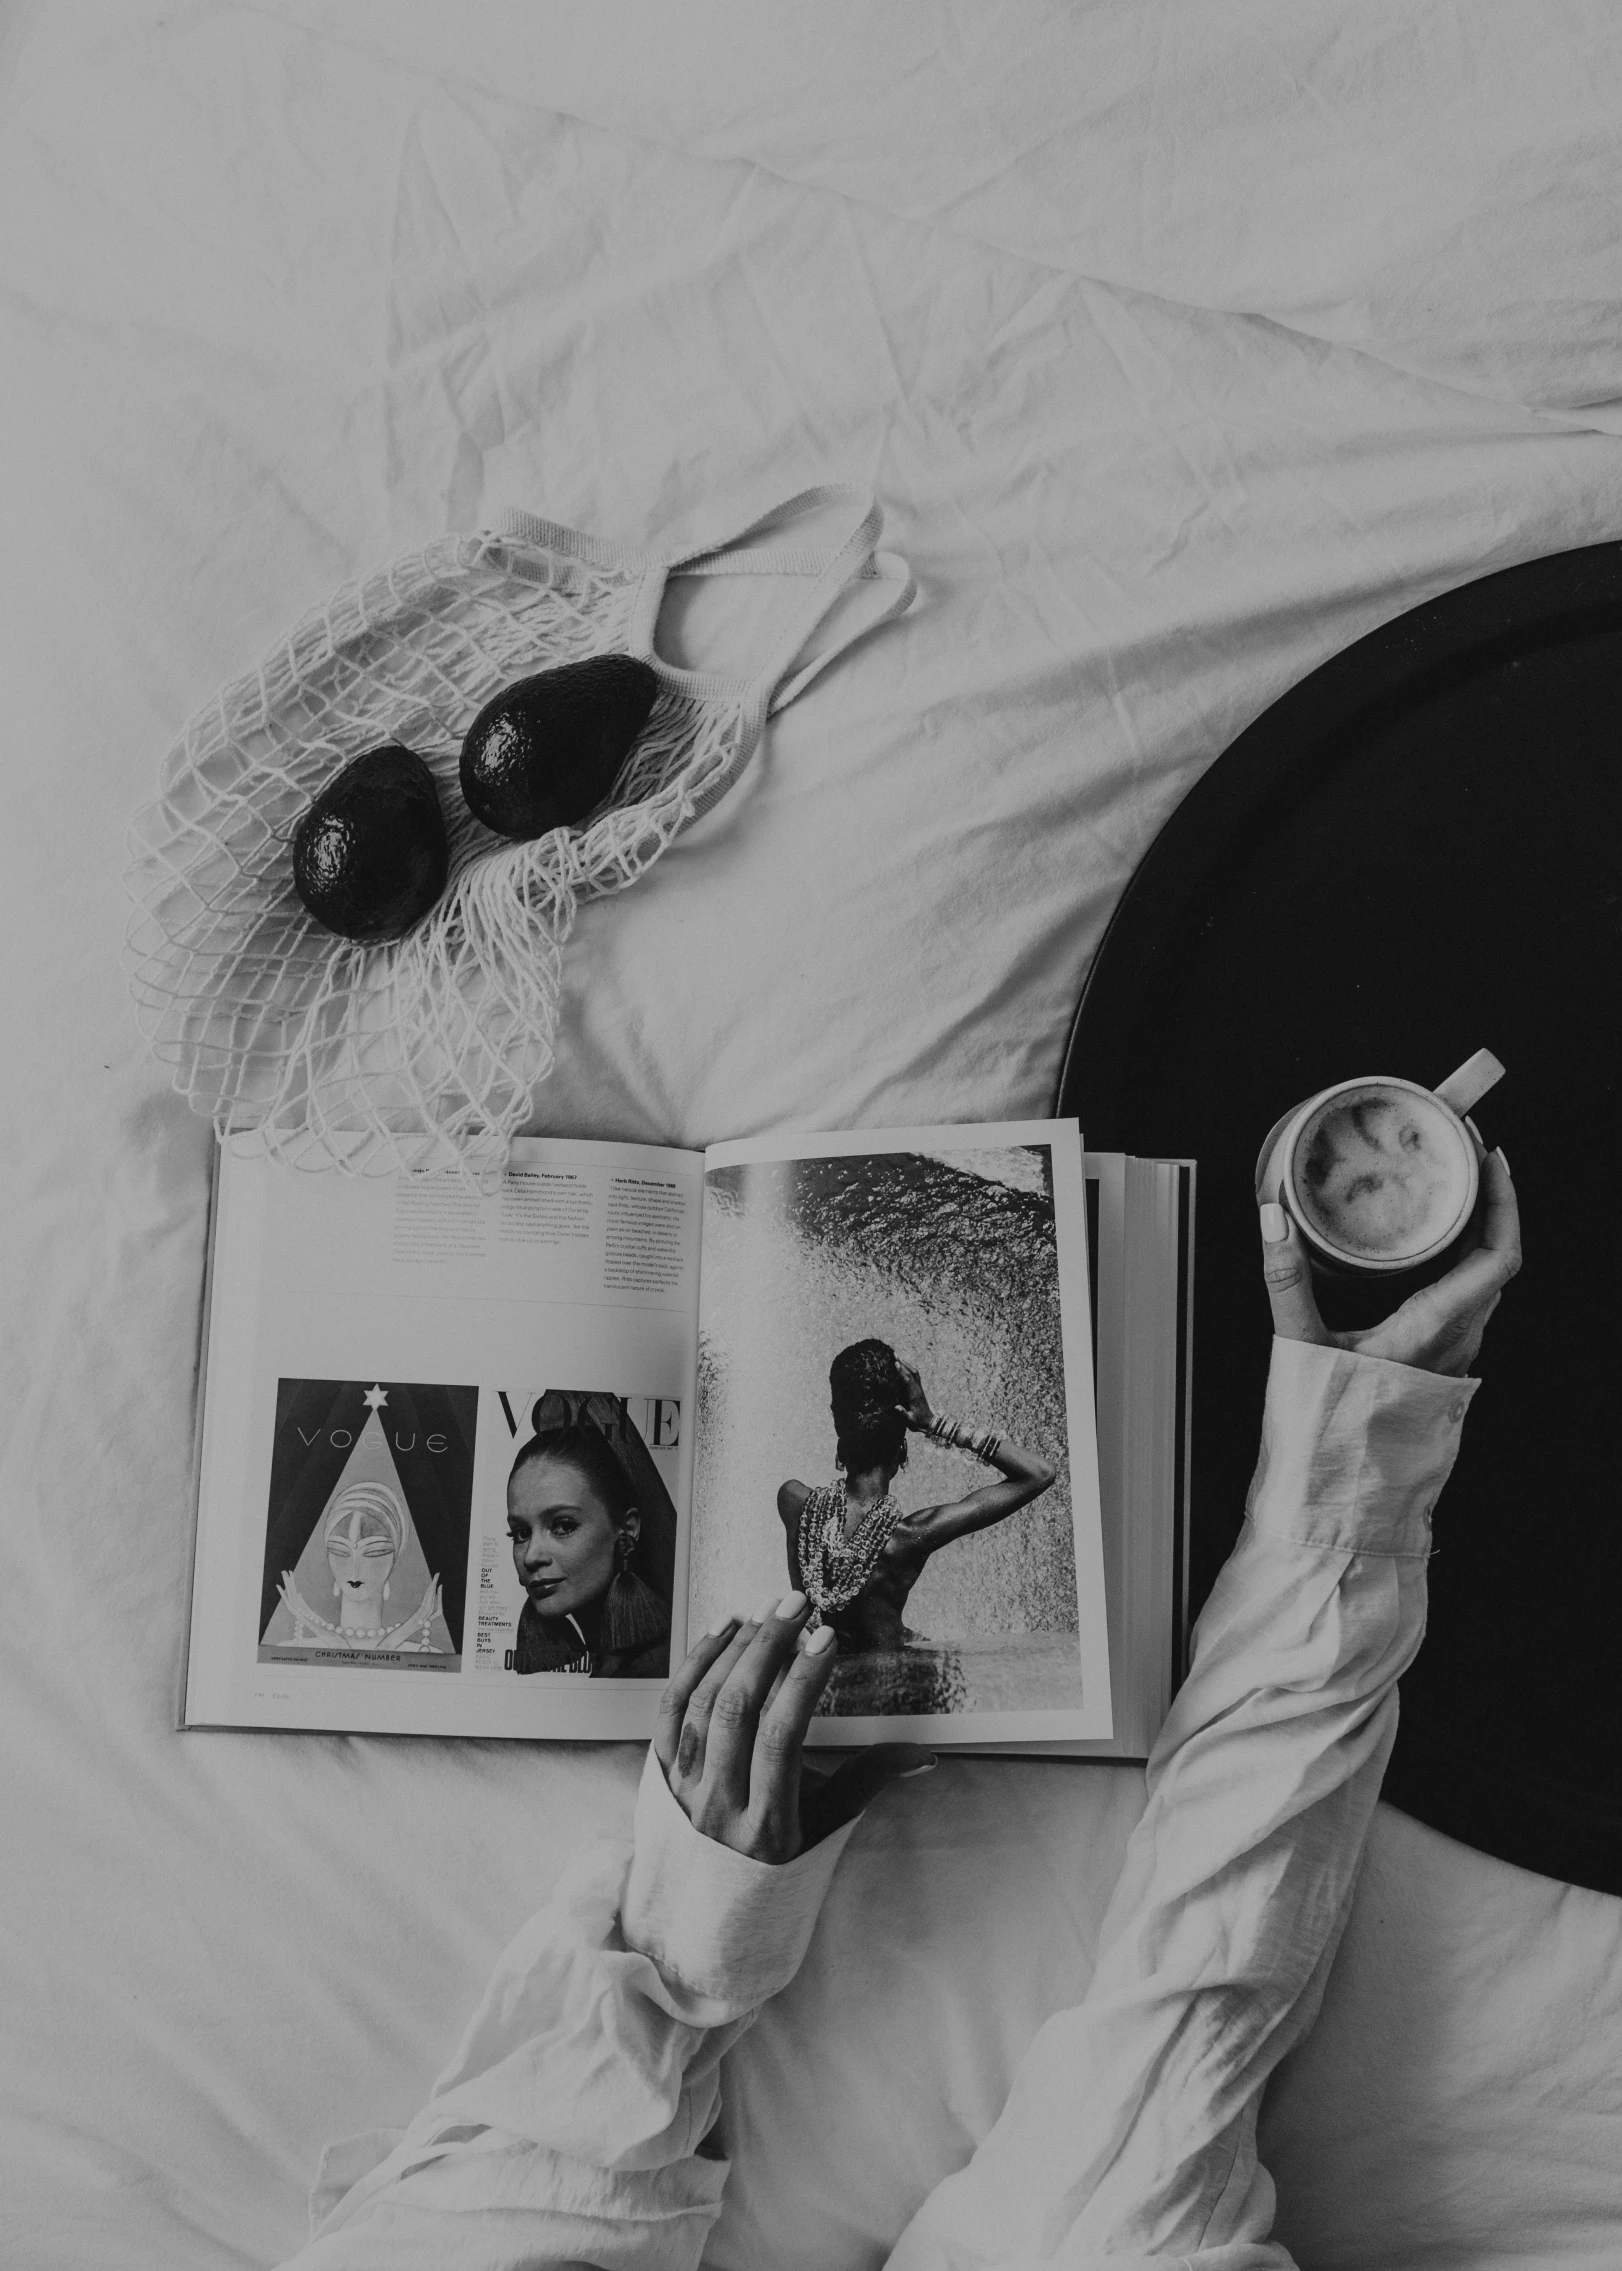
1259, 1148, 1521, 1377
654, 1595, 934, 1863
893, 1359, 934, 1431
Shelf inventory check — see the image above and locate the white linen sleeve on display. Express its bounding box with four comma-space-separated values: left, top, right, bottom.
275, 1747, 858, 2271
884, 1337, 1477, 2271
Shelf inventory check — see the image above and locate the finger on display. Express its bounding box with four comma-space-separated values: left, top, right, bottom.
749, 1619, 841, 1817
1420, 1151, 1523, 1325
1449, 1281, 1507, 1376
799, 1743, 940, 1848
653, 1617, 743, 1775
1258, 1198, 1332, 1344
761, 1653, 797, 1717
1477, 1148, 1521, 1275
705, 1591, 814, 1810
1457, 1287, 1503, 1369
1381, 1250, 1510, 1375
664, 1616, 761, 1787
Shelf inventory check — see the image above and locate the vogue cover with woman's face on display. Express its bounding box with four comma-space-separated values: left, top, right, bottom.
469, 1387, 680, 1683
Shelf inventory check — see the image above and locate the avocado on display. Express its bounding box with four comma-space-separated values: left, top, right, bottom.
291, 744, 450, 943
459, 654, 659, 840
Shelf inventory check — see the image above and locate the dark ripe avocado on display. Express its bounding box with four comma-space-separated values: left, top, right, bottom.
291, 744, 450, 943
459, 654, 659, 840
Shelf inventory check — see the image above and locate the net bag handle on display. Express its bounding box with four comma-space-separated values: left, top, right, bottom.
667, 483, 917, 717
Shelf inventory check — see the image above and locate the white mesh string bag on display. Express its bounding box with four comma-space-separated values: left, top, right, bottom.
125, 486, 913, 1180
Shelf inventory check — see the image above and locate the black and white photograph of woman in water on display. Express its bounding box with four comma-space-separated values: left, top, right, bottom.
780, 1339, 1059, 1713
692, 1124, 1110, 1737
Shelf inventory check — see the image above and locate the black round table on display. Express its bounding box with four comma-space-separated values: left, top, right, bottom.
1058, 543, 1622, 1897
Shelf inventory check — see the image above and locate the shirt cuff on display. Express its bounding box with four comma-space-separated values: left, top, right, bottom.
1246, 1337, 1479, 1559
620, 1747, 859, 2012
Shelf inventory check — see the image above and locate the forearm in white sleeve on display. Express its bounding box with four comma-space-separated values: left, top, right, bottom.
274, 1750, 858, 2271
885, 1337, 1477, 2271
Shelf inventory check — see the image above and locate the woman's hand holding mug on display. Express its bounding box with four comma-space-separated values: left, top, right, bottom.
1260, 1147, 1521, 1376
655, 1139, 1523, 1871
655, 1593, 934, 1864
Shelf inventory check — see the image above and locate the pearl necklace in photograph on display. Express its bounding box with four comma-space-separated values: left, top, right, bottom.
798, 1481, 903, 1624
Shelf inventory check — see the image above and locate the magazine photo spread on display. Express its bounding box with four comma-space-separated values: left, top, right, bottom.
184, 1119, 1183, 1753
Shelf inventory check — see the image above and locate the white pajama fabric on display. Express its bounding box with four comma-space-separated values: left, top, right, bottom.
279, 1339, 1473, 2271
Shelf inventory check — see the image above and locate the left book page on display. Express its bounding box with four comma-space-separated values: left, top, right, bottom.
183, 1138, 703, 1740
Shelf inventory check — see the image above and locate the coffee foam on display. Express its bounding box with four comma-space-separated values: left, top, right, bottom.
1294, 1087, 1471, 1259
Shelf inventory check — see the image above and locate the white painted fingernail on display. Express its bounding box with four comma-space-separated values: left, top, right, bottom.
803, 1624, 837, 1655
775, 1589, 807, 1619
1260, 1202, 1289, 1243
756, 1594, 786, 1623
1495, 1146, 1511, 1176
701, 1614, 740, 1639
899, 1756, 939, 1777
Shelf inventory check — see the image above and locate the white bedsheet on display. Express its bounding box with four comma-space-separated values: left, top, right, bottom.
2, 5, 1620, 2266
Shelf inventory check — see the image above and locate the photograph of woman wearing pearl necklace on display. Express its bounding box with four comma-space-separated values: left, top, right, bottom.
692, 1134, 1101, 1725
779, 1340, 1056, 1673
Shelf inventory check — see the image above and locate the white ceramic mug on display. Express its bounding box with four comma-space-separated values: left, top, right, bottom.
1255, 1048, 1505, 1278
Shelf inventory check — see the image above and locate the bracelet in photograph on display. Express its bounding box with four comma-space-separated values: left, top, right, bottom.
926, 1413, 1004, 1462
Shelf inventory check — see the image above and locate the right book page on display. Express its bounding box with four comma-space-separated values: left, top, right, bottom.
693, 1120, 1113, 1747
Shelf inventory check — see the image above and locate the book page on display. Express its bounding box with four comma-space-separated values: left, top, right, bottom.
186, 1137, 702, 1740
695, 1120, 1111, 1745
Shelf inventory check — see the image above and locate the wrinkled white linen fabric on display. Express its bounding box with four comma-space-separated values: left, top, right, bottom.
271, 1339, 1467, 2270
278, 0, 1622, 430
4, 7, 1622, 2269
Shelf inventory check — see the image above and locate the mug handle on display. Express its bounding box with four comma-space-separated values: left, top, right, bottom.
1435, 1048, 1506, 1118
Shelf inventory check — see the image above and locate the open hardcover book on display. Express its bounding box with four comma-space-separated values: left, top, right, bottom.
183, 1121, 1193, 1756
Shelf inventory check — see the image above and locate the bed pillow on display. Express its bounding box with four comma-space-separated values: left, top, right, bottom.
1261, 1804, 1622, 2271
